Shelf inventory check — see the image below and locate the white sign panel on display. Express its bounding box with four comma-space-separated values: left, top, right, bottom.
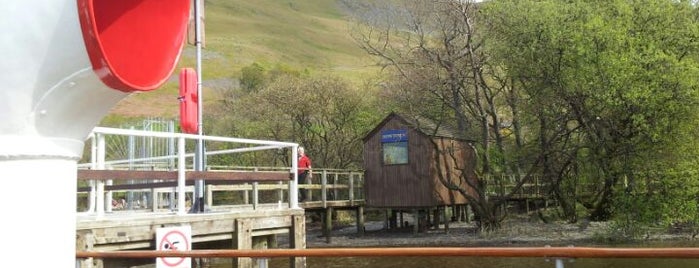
156, 225, 192, 268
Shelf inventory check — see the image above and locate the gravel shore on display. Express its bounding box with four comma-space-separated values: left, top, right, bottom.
304, 214, 698, 248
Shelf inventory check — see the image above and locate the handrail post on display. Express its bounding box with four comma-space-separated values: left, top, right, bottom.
252, 182, 259, 210
96, 132, 106, 217
277, 180, 284, 205
244, 182, 250, 204
206, 184, 213, 208
349, 172, 355, 206
177, 137, 186, 215
87, 134, 97, 213
321, 170, 327, 208
290, 145, 299, 209
333, 173, 339, 201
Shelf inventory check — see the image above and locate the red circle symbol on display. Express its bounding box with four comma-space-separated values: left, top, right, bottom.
159, 230, 190, 267
78, 0, 191, 92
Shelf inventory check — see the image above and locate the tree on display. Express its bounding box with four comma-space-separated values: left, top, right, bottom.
346, 0, 537, 231
214, 67, 381, 170
483, 0, 699, 230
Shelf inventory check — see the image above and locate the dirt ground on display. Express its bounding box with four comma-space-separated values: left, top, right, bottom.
303, 213, 698, 248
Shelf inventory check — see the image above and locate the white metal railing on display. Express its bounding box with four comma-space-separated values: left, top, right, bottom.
78, 127, 300, 216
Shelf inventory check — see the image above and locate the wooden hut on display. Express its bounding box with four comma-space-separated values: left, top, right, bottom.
362, 112, 478, 231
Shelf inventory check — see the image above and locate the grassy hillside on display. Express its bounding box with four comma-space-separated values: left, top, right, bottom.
107, 0, 377, 119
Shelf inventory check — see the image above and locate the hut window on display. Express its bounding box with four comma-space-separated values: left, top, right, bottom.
381, 129, 408, 165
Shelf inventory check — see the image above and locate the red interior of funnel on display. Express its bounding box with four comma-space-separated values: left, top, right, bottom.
78, 0, 191, 92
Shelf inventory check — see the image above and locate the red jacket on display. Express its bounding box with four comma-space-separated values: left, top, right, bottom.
298, 155, 311, 174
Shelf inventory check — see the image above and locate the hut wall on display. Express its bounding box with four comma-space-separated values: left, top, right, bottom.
364, 118, 437, 208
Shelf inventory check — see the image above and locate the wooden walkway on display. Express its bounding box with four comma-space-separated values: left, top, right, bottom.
75, 167, 364, 268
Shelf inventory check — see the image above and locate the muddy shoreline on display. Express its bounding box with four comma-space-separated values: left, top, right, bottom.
303, 217, 698, 248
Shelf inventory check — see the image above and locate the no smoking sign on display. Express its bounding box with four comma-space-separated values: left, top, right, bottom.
156, 226, 192, 268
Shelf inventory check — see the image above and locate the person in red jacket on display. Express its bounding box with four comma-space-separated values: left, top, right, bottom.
298, 146, 313, 202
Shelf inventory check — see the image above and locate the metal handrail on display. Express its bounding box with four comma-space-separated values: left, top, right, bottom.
76, 246, 699, 258
80, 127, 301, 215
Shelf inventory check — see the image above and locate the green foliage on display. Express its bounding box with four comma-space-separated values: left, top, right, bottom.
481, 0, 699, 225
240, 62, 267, 92
210, 64, 383, 169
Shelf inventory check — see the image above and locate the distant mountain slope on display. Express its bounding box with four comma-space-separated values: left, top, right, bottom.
108, 0, 376, 118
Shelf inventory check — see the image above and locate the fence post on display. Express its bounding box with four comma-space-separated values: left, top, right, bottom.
333, 173, 339, 201
349, 172, 355, 206
253, 182, 259, 210
206, 185, 213, 208
321, 170, 327, 208
96, 132, 106, 216
278, 180, 284, 206
177, 137, 186, 215
290, 145, 299, 209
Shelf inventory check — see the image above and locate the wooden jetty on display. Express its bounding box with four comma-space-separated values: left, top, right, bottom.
74, 127, 557, 268
75, 167, 365, 268
75, 127, 312, 268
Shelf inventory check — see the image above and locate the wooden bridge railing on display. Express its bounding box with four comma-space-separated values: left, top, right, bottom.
77, 167, 364, 213
203, 168, 364, 209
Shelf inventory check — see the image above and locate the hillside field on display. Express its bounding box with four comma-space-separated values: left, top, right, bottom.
107, 0, 377, 119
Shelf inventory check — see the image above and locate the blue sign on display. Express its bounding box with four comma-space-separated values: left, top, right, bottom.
381, 129, 408, 143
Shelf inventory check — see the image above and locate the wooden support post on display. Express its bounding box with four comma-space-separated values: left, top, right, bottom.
526, 199, 530, 214
356, 206, 365, 236
464, 204, 470, 222
324, 207, 333, 243
412, 209, 419, 235
76, 231, 100, 268
425, 209, 431, 230
236, 219, 253, 268
442, 206, 449, 234
252, 235, 269, 268
321, 170, 327, 208
384, 209, 390, 230
432, 208, 439, 230
290, 215, 306, 268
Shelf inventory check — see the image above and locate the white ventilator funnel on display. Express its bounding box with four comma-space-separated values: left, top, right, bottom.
0, 1, 190, 267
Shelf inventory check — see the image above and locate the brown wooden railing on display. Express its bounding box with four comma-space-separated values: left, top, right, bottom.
77, 167, 364, 212
77, 246, 699, 258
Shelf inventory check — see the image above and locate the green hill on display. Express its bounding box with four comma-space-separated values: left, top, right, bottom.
108, 0, 377, 119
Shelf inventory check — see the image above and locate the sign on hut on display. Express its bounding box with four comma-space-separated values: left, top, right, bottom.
362, 112, 478, 232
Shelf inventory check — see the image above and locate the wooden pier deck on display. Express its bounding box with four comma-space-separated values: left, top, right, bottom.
75, 167, 365, 268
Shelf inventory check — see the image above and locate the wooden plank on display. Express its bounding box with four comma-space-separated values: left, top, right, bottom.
236, 219, 253, 268
250, 216, 292, 229
291, 215, 307, 268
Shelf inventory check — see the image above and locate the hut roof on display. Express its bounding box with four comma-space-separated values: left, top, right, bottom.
363, 112, 472, 142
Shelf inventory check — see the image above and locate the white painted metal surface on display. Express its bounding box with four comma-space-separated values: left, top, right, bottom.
1, 2, 127, 267
83, 127, 300, 215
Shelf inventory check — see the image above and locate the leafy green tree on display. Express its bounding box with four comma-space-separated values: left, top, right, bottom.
212, 66, 382, 170
347, 0, 531, 231
240, 62, 267, 92
483, 0, 699, 229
